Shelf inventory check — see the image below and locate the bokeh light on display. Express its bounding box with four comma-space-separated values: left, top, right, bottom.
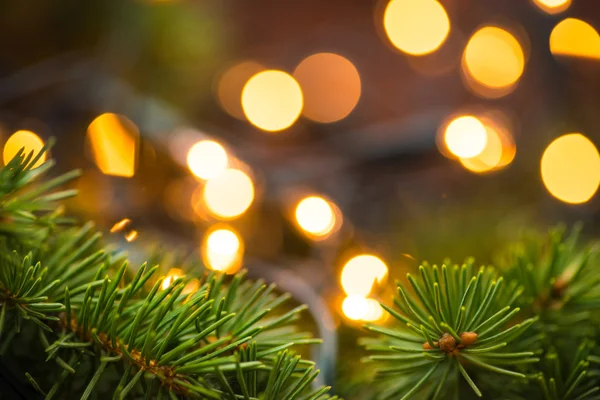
110, 218, 131, 233
383, 0, 450, 56
202, 227, 244, 274
187, 140, 228, 180
459, 122, 516, 174
3, 130, 46, 168
443, 115, 488, 159
295, 196, 336, 238
362, 298, 385, 322
541, 133, 600, 204
161, 268, 184, 290
293, 53, 361, 123
550, 18, 600, 60
217, 61, 265, 120
342, 295, 370, 321
87, 113, 138, 177
241, 70, 303, 132
341, 255, 388, 296
124, 230, 139, 242
463, 27, 525, 91
202, 168, 255, 219
532, 0, 570, 14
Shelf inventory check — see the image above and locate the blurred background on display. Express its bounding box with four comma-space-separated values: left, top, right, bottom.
1, 0, 600, 397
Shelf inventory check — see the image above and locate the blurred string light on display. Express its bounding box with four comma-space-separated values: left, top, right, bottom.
201, 227, 243, 274
293, 53, 361, 123
340, 255, 388, 297
463, 26, 525, 97
241, 70, 303, 132
110, 218, 131, 233
202, 168, 255, 219
442, 115, 488, 159
341, 296, 385, 322
217, 61, 265, 120
87, 113, 138, 177
294, 196, 339, 239
160, 268, 200, 295
459, 119, 516, 174
383, 0, 450, 56
125, 230, 139, 242
3, 130, 46, 168
161, 268, 183, 290
187, 140, 228, 180
541, 133, 600, 204
532, 0, 570, 14
550, 18, 600, 60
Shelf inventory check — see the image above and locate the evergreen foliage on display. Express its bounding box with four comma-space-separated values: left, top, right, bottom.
0, 146, 334, 399
362, 226, 600, 399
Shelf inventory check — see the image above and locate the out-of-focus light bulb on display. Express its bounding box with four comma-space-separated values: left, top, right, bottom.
541, 133, 600, 204
443, 115, 487, 159
550, 18, 600, 60
162, 268, 184, 290
295, 196, 336, 238
463, 27, 525, 90
202, 169, 255, 219
87, 113, 138, 177
383, 0, 450, 56
187, 140, 228, 180
342, 295, 370, 321
241, 70, 303, 132
293, 53, 361, 123
362, 298, 385, 322
217, 61, 265, 120
532, 0, 571, 15
341, 255, 388, 297
3, 130, 46, 168
202, 227, 243, 274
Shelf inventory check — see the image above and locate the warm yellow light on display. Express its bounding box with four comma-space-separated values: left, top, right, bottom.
241, 70, 303, 132
187, 140, 228, 180
541, 134, 600, 204
202, 169, 254, 219
87, 113, 138, 177
342, 295, 370, 321
3, 130, 46, 168
532, 0, 570, 14
459, 123, 516, 173
217, 61, 265, 120
110, 218, 131, 233
293, 53, 361, 123
383, 0, 450, 56
550, 18, 600, 60
443, 116, 487, 159
464, 27, 525, 89
162, 268, 184, 290
202, 227, 243, 273
124, 230, 138, 242
341, 255, 388, 296
362, 298, 385, 322
295, 196, 336, 237
183, 279, 200, 295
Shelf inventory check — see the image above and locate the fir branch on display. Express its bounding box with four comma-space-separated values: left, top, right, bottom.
361, 261, 539, 399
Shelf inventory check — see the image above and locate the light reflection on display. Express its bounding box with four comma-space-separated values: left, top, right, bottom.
110, 218, 131, 233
